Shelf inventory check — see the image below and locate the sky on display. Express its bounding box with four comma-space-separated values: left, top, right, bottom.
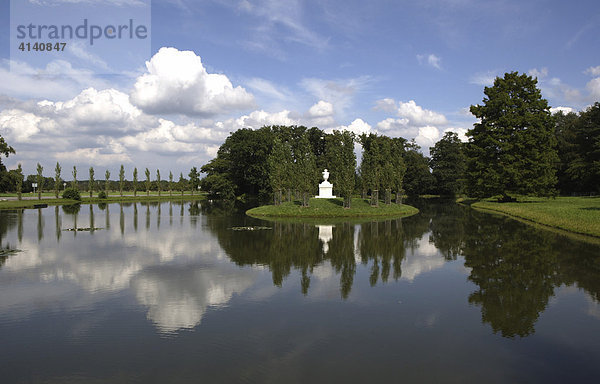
0, 0, 599, 177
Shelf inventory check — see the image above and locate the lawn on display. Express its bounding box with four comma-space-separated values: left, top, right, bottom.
246, 197, 418, 218
471, 196, 600, 238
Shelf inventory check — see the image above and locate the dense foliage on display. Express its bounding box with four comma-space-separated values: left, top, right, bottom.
429, 132, 466, 196
62, 187, 81, 201
466, 72, 558, 199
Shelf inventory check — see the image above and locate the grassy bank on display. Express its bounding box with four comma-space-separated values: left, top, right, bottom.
246, 197, 418, 219
471, 196, 600, 238
0, 193, 205, 209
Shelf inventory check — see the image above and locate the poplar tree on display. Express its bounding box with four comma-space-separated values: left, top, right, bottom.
36, 163, 43, 199
189, 167, 199, 196
71, 166, 77, 190
145, 168, 150, 196
16, 163, 23, 201
156, 169, 161, 196
268, 137, 292, 205
89, 167, 95, 198
133, 168, 138, 197
169, 171, 173, 196
119, 164, 125, 197
105, 170, 110, 193
54, 162, 61, 198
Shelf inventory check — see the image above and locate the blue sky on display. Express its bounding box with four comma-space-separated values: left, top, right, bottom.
0, 0, 599, 176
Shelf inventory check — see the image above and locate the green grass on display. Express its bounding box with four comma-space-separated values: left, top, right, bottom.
471, 196, 600, 238
0, 193, 205, 209
246, 197, 418, 219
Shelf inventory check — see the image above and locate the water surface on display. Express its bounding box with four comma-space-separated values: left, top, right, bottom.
0, 199, 599, 383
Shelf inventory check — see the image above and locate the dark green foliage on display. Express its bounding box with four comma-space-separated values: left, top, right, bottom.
555, 103, 600, 194
267, 137, 292, 205
188, 167, 200, 195
466, 72, 558, 199
430, 132, 467, 196
402, 144, 434, 196
62, 187, 81, 200
98, 190, 107, 199
326, 130, 356, 208
119, 165, 125, 197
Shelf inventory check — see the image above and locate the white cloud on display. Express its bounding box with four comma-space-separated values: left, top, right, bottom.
373, 98, 397, 113
300, 76, 371, 117
586, 77, 600, 100
337, 118, 371, 135
584, 66, 600, 77
397, 100, 448, 126
130, 47, 255, 116
528, 67, 548, 80
55, 147, 131, 166
306, 100, 335, 127
469, 70, 500, 86
417, 54, 442, 70
550, 106, 576, 115
245, 77, 289, 100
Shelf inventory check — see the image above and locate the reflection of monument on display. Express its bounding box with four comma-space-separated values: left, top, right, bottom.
317, 225, 333, 253
315, 169, 336, 199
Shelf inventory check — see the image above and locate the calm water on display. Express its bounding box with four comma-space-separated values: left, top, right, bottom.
1, 199, 599, 383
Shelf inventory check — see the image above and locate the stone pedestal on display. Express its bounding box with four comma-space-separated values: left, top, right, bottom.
315, 169, 336, 199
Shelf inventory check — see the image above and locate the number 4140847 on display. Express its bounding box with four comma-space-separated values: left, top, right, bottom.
18, 42, 66, 52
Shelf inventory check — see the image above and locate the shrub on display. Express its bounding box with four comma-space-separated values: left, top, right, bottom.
62, 188, 81, 201
98, 190, 107, 199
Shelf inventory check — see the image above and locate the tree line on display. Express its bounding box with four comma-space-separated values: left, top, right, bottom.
0, 160, 202, 200
0, 71, 597, 202
202, 72, 599, 202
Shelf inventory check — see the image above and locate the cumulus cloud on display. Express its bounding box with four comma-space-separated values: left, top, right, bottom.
305, 100, 335, 127
130, 47, 255, 116
550, 106, 576, 115
337, 118, 371, 135
373, 99, 450, 152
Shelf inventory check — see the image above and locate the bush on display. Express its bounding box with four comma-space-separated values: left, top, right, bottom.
62, 188, 81, 201
98, 190, 107, 199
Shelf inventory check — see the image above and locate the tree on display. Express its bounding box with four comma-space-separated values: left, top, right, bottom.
466, 72, 558, 200
178, 172, 186, 196
133, 168, 138, 197
105, 170, 110, 193
16, 164, 23, 200
268, 137, 293, 205
326, 130, 356, 208
189, 167, 200, 196
156, 169, 161, 196
169, 171, 173, 196
293, 133, 317, 207
0, 136, 16, 193
390, 138, 407, 204
54, 162, 62, 198
71, 166, 78, 190
119, 164, 125, 197
36, 163, 43, 199
430, 132, 467, 197
145, 168, 150, 196
559, 103, 600, 194
359, 134, 382, 206
89, 167, 95, 198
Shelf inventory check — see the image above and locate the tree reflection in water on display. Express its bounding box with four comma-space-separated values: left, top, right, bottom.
203, 198, 600, 338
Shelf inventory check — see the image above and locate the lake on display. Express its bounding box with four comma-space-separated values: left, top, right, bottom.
1, 199, 599, 383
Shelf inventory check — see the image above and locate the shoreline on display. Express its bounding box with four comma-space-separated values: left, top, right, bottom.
246, 197, 419, 219
0, 193, 205, 209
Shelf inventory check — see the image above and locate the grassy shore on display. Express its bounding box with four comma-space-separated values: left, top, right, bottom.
471, 196, 600, 238
246, 197, 419, 219
0, 193, 205, 209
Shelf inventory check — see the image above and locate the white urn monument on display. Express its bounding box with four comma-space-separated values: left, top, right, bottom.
315, 169, 336, 199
